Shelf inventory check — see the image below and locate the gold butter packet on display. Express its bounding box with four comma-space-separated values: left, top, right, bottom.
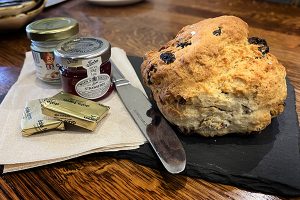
21, 99, 65, 136
40, 92, 110, 131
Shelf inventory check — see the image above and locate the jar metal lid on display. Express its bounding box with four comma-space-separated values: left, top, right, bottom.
26, 17, 79, 41
54, 37, 111, 67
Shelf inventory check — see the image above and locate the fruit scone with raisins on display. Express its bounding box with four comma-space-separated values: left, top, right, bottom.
141, 15, 287, 137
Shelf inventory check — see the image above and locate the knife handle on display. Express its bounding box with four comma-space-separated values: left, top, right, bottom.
111, 61, 130, 87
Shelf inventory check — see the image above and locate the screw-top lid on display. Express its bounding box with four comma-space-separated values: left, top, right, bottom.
26, 17, 79, 41
54, 37, 111, 67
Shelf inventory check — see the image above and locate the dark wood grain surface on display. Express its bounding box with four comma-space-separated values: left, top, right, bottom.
0, 0, 299, 199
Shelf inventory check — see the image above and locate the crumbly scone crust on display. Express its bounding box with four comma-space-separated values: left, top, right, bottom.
141, 16, 287, 137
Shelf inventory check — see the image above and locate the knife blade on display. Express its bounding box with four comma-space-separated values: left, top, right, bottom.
111, 61, 186, 174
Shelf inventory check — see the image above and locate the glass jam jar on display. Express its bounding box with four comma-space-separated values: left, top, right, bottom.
26, 17, 79, 84
54, 37, 114, 101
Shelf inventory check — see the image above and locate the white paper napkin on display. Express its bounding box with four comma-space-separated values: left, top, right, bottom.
0, 47, 147, 173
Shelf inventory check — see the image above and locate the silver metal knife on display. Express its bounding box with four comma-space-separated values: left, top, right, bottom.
111, 62, 186, 174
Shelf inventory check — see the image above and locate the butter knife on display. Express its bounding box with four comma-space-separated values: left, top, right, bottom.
111, 61, 186, 174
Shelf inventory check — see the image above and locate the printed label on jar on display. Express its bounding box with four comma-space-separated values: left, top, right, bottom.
32, 50, 61, 83
75, 57, 111, 100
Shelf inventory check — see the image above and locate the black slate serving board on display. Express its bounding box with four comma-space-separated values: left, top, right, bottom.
106, 56, 300, 196
0, 57, 299, 196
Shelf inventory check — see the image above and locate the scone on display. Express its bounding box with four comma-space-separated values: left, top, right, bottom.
141, 16, 287, 137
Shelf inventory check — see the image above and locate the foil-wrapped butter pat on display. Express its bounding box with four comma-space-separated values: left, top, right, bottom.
21, 99, 65, 136
40, 92, 110, 131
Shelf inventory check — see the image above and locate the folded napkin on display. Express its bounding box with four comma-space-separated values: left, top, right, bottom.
0, 47, 147, 173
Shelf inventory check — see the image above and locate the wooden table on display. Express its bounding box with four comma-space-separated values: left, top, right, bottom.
0, 0, 299, 199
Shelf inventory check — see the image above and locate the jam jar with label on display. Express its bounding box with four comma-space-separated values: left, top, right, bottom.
26, 17, 79, 84
54, 37, 114, 101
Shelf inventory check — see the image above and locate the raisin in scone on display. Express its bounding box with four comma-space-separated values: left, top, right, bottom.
141, 16, 287, 137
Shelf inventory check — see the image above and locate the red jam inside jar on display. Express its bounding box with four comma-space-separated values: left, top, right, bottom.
59, 60, 114, 101
54, 37, 113, 101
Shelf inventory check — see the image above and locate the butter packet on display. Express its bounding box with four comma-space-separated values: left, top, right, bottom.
40, 92, 110, 131
21, 99, 65, 136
